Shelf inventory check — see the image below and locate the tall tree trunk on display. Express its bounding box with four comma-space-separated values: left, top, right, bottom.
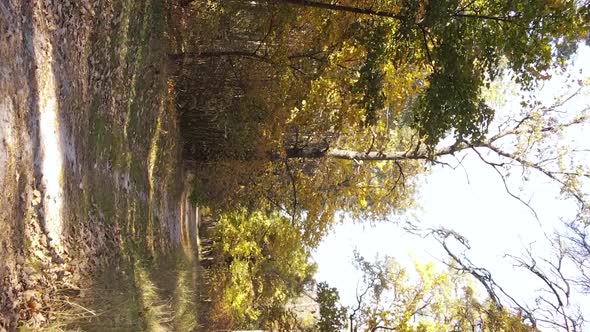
179, 0, 403, 19
168, 51, 269, 62
281, 143, 470, 161
280, 0, 403, 19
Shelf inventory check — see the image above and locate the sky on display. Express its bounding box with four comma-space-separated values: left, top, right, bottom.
312, 45, 590, 328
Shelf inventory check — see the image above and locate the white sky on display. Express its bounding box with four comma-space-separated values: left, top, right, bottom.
312, 45, 590, 328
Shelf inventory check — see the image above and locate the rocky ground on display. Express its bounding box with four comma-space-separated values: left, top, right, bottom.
0, 0, 200, 330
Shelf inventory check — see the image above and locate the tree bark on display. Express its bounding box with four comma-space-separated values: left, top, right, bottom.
179, 0, 404, 19
280, 0, 403, 19
283, 143, 469, 161
168, 51, 270, 62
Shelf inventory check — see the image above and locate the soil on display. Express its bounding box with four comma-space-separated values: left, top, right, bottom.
0, 0, 199, 330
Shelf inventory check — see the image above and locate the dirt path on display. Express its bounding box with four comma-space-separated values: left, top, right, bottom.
0, 0, 200, 330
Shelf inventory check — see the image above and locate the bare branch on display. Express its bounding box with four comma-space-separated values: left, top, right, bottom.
284, 158, 299, 225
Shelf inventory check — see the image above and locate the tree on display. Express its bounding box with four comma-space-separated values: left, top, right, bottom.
173, 5, 590, 329
348, 252, 538, 332
177, 0, 588, 144
175, 0, 589, 245
316, 281, 347, 332
204, 209, 317, 329
410, 217, 589, 331
267, 79, 589, 246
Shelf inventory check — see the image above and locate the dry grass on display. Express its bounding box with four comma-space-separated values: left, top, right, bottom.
47, 251, 200, 331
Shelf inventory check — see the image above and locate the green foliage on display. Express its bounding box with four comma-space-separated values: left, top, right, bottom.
350, 253, 537, 332
352, 21, 390, 126
176, 0, 588, 259
174, 6, 590, 328
206, 209, 317, 328
189, 182, 207, 205
388, 0, 588, 144
316, 282, 347, 332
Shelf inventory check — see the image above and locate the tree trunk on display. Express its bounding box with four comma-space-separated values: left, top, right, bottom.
168, 51, 268, 62
282, 144, 468, 161
179, 0, 403, 20
280, 0, 403, 19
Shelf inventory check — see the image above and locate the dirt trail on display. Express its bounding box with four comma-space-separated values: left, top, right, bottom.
0, 0, 200, 330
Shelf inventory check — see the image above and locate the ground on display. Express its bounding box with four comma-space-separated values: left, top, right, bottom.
0, 0, 201, 330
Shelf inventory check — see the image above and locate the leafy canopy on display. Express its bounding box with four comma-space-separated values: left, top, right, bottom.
348, 253, 538, 332
206, 209, 317, 328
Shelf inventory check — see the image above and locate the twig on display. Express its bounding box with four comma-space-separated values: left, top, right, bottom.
58, 299, 98, 316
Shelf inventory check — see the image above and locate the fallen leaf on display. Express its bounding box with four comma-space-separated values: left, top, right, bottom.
23, 266, 35, 275
51, 255, 65, 264
27, 298, 42, 312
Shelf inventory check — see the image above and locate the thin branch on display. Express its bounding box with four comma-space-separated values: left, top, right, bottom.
470, 147, 539, 220
453, 12, 517, 22
284, 158, 299, 225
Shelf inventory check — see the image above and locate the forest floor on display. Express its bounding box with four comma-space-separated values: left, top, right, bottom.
0, 0, 201, 330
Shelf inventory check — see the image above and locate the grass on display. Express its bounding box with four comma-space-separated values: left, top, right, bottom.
48, 251, 200, 332
150, 253, 202, 332
79, 0, 177, 245
135, 260, 173, 332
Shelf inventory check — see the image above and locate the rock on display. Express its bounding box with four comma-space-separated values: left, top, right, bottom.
16, 255, 25, 265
